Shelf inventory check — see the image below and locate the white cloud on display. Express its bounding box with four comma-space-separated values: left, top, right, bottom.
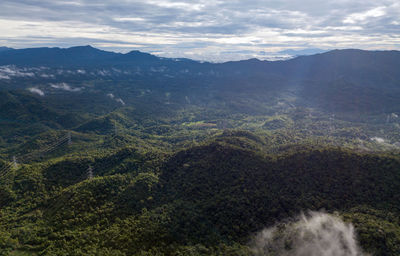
50, 82, 82, 92
116, 98, 125, 105
0, 65, 35, 79
252, 211, 367, 256
146, 0, 205, 11
113, 17, 146, 22
28, 87, 45, 96
107, 93, 125, 105
40, 73, 54, 78
0, 0, 399, 61
371, 137, 385, 143
343, 7, 386, 24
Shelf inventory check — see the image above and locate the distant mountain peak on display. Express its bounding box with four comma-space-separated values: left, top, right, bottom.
126, 50, 142, 54
0, 46, 13, 52
124, 50, 160, 60
67, 45, 102, 52
126, 50, 151, 55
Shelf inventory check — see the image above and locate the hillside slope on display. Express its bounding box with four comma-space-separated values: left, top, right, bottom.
1, 133, 400, 255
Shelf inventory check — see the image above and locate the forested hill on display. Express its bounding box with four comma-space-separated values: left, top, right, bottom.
1, 133, 400, 255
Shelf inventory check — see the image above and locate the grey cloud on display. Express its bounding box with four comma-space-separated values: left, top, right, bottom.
0, 0, 399, 61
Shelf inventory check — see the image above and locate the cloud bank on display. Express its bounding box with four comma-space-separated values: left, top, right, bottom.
0, 0, 399, 61
0, 65, 35, 79
251, 211, 368, 256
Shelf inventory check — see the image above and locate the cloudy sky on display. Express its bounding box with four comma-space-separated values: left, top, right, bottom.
1, 0, 399, 61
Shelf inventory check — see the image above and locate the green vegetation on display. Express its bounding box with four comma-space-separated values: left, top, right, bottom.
0, 48, 400, 255
1, 127, 400, 255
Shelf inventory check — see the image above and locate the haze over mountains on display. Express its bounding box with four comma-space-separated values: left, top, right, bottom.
1, 45, 399, 116
1, 45, 399, 147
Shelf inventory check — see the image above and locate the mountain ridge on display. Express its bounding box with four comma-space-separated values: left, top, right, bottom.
0, 45, 399, 66
0, 46, 399, 116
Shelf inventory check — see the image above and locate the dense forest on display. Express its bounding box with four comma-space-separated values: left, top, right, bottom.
0, 47, 400, 255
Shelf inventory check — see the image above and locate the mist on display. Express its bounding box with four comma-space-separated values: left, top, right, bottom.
28, 87, 45, 96
251, 211, 369, 256
50, 82, 82, 92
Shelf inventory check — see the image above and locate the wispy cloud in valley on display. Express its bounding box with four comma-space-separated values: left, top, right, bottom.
28, 87, 45, 96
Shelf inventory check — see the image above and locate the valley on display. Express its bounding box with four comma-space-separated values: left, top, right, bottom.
0, 46, 400, 255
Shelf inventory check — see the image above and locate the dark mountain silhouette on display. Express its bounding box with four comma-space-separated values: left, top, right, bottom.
0, 46, 13, 52
1, 46, 399, 83
277, 48, 327, 56
0, 45, 118, 66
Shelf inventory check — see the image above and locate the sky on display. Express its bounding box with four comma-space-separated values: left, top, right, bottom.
1, 0, 399, 61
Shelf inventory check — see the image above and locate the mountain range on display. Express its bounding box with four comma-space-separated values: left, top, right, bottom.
1, 46, 399, 116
